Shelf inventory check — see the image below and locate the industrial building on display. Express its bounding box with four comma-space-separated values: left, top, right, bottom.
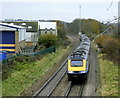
0, 23, 26, 53
3, 21, 39, 47
2, 21, 58, 49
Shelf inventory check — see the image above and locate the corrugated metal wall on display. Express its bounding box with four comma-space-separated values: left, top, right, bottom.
18, 28, 26, 42
0, 31, 15, 53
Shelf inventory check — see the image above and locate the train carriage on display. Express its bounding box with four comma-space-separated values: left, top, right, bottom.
67, 34, 90, 81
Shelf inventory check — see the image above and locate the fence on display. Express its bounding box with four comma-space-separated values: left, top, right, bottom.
2, 46, 55, 64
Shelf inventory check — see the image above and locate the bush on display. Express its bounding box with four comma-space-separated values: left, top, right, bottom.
95, 35, 120, 65
38, 33, 58, 48
95, 35, 108, 48
103, 37, 119, 55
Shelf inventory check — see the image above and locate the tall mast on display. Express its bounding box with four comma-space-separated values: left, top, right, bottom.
79, 5, 81, 33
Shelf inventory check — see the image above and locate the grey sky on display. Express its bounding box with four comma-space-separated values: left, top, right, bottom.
0, 0, 119, 22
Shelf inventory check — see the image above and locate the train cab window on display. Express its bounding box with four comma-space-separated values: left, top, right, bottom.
71, 61, 83, 67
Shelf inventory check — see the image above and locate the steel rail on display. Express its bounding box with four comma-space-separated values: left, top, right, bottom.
32, 60, 67, 97
46, 69, 67, 96
77, 77, 86, 97
62, 82, 84, 98
62, 81, 72, 98
77, 83, 84, 97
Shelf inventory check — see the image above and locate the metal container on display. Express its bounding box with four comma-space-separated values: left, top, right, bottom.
0, 51, 7, 61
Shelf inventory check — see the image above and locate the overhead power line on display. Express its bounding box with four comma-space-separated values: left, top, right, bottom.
106, 1, 113, 11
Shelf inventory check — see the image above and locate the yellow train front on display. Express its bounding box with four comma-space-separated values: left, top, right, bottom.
67, 55, 89, 81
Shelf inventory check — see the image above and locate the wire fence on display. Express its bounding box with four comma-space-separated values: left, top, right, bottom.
2, 46, 56, 65
17, 46, 55, 56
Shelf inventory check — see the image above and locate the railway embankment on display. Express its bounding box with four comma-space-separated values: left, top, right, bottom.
98, 54, 118, 96
83, 42, 118, 96
2, 46, 71, 96
94, 35, 119, 96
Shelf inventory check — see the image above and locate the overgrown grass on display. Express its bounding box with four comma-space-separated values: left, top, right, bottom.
2, 46, 70, 96
98, 54, 118, 96
0, 77, 2, 98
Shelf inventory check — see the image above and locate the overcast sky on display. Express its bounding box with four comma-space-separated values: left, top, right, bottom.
0, 0, 119, 23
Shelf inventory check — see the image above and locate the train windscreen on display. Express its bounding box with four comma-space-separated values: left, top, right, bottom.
71, 60, 83, 67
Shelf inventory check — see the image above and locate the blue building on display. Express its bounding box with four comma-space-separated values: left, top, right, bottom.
0, 23, 26, 53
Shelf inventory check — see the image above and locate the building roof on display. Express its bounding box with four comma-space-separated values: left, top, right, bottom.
3, 21, 38, 32
0, 22, 26, 31
39, 22, 56, 29
0, 25, 16, 31
0, 22, 25, 29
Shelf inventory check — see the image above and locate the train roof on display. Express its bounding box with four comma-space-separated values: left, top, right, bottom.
69, 55, 85, 60
69, 50, 88, 60
81, 42, 90, 46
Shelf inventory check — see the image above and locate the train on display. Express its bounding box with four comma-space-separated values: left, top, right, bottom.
67, 33, 90, 81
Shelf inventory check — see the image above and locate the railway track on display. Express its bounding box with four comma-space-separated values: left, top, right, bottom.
32, 36, 80, 97
63, 80, 85, 97
33, 46, 77, 97
32, 60, 67, 97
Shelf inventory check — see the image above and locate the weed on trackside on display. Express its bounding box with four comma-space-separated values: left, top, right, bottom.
98, 54, 118, 96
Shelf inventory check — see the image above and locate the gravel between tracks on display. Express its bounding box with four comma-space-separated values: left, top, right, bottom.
36, 65, 67, 96
51, 75, 68, 96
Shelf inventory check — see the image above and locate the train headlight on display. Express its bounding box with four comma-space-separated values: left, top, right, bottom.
68, 71, 74, 73
81, 71, 86, 73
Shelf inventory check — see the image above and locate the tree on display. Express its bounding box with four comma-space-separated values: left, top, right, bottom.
56, 20, 67, 39
38, 33, 58, 48
68, 18, 79, 34
68, 18, 100, 35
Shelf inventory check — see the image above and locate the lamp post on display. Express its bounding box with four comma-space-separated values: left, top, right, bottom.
78, 5, 82, 35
